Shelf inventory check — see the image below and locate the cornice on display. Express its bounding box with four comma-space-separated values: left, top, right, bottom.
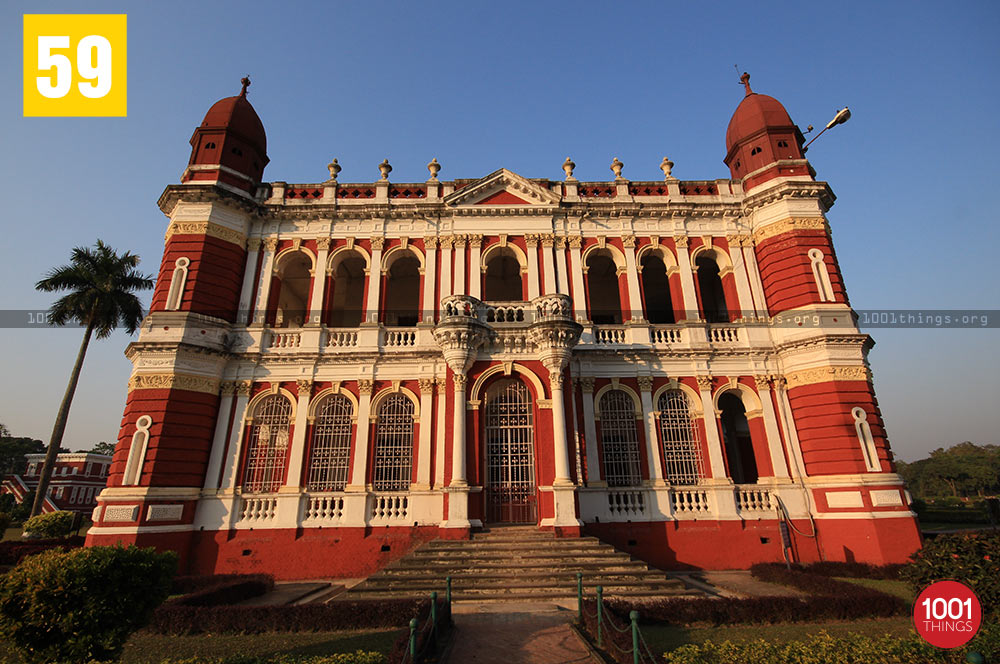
157, 183, 265, 218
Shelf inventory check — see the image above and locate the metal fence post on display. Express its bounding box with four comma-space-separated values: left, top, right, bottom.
576, 572, 583, 621
431, 591, 438, 640
596, 585, 604, 648
630, 610, 640, 664
446, 575, 452, 606
409, 617, 418, 661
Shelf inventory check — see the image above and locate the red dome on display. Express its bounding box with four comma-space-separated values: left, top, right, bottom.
200, 93, 266, 154
725, 92, 796, 154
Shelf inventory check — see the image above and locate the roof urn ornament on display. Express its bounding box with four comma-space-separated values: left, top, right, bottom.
327, 158, 341, 182
427, 158, 441, 181
660, 156, 675, 181
239, 75, 251, 97
610, 157, 624, 180
378, 159, 392, 180
562, 157, 576, 181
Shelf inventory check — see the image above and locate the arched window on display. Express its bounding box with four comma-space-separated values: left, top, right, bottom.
329, 252, 366, 327
384, 255, 420, 327
483, 248, 524, 301
598, 390, 641, 487
657, 391, 704, 485
719, 393, 757, 484
122, 415, 152, 486
373, 394, 414, 491
808, 248, 835, 302
275, 252, 313, 328
640, 254, 674, 324
242, 394, 293, 493
586, 252, 622, 324
695, 256, 728, 323
307, 394, 354, 491
165, 257, 189, 311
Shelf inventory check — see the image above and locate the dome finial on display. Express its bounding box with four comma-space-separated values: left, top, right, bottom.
740, 72, 753, 97
240, 75, 251, 97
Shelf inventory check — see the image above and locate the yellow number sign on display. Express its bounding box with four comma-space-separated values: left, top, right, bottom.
23, 14, 127, 117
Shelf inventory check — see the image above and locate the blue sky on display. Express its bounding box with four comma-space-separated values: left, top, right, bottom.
0, 1, 997, 461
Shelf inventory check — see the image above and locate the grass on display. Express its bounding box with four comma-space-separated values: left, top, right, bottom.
641, 616, 915, 654
918, 522, 993, 532
0, 628, 403, 663
2, 523, 92, 541
834, 577, 914, 602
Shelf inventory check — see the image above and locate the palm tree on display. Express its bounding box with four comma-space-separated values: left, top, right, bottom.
31, 241, 154, 517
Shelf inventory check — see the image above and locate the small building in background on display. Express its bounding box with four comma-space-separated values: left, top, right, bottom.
2, 453, 112, 514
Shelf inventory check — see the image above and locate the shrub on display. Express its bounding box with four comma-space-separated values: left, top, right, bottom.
10, 492, 34, 522
159, 655, 385, 664
0, 535, 84, 564
22, 509, 75, 538
148, 598, 432, 635
0, 544, 177, 663
900, 531, 1000, 617
0, 511, 11, 533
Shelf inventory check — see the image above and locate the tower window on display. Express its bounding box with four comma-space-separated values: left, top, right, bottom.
231, 147, 243, 156
750, 146, 762, 156
205, 142, 216, 149
777, 140, 789, 148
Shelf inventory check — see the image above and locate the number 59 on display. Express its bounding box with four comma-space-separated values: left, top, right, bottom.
36, 35, 112, 99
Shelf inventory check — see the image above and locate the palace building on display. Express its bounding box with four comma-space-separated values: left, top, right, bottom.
85, 76, 922, 578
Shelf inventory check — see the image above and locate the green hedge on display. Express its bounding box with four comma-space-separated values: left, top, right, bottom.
901, 531, 999, 616
159, 654, 385, 664
22, 510, 75, 538
662, 623, 1000, 664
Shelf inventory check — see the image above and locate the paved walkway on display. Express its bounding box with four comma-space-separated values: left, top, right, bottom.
445, 602, 598, 664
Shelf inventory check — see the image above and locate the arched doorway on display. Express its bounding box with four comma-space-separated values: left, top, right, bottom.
484, 379, 536, 523
719, 393, 758, 484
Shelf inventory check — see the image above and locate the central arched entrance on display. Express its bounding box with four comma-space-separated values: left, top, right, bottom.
484, 379, 537, 523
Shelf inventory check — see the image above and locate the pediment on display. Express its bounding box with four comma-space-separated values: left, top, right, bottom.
444, 169, 561, 207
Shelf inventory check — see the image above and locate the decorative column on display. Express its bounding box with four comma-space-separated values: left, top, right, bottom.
530, 294, 583, 529
623, 237, 644, 322
727, 235, 755, 321
283, 379, 313, 489
541, 234, 557, 295
579, 377, 602, 485
525, 234, 541, 300
415, 379, 435, 489
674, 236, 699, 322
555, 237, 570, 295
203, 381, 236, 490
309, 238, 331, 324
439, 236, 453, 299
742, 238, 768, 317
637, 376, 665, 485
696, 376, 729, 482
238, 239, 261, 325
568, 236, 587, 321
754, 376, 790, 479
433, 295, 489, 531
252, 238, 278, 325
422, 237, 438, 323
219, 380, 253, 490
468, 235, 482, 299
773, 377, 806, 479
434, 376, 448, 488
364, 238, 384, 324
346, 380, 374, 490
453, 236, 467, 295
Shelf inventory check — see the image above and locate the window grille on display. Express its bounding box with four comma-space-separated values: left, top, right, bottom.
373, 394, 414, 491
242, 395, 292, 493
598, 389, 642, 487
657, 390, 704, 485
307, 394, 353, 491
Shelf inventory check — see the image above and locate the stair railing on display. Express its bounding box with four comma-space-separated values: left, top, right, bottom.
576, 576, 659, 664
400, 587, 451, 664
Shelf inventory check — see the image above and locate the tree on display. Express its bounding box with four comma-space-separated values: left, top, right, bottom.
0, 435, 45, 476
31, 241, 153, 517
88, 441, 116, 456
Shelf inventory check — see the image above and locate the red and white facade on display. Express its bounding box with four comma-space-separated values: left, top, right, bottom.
86, 77, 922, 579
3, 453, 111, 514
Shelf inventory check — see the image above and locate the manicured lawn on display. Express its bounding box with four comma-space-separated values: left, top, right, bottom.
918, 522, 991, 532
835, 577, 914, 602
642, 616, 915, 654
0, 628, 403, 663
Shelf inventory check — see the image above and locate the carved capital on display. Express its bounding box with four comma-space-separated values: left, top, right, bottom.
418, 378, 435, 394
540, 234, 556, 248
264, 238, 279, 252
435, 376, 448, 389
453, 374, 468, 388
235, 380, 253, 396
296, 379, 313, 396
753, 375, 771, 391
636, 375, 654, 392
468, 234, 483, 248
316, 237, 332, 251
548, 370, 565, 389
439, 235, 454, 249
579, 376, 596, 393
219, 380, 236, 396
773, 376, 788, 390
370, 237, 385, 251
622, 236, 637, 248
568, 236, 583, 249
695, 375, 713, 391
247, 237, 263, 252
357, 379, 374, 395
524, 233, 540, 248
424, 236, 439, 249
674, 235, 689, 248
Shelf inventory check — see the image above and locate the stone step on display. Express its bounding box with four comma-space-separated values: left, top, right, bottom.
407, 547, 631, 560
346, 584, 697, 601
424, 537, 606, 549
378, 561, 654, 576
361, 573, 681, 589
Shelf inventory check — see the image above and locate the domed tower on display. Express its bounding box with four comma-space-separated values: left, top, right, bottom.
724, 73, 811, 191
181, 77, 269, 196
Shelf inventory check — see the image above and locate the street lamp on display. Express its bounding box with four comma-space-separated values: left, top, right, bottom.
804, 107, 851, 149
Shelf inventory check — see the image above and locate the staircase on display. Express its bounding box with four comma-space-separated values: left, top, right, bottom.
345, 525, 702, 602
